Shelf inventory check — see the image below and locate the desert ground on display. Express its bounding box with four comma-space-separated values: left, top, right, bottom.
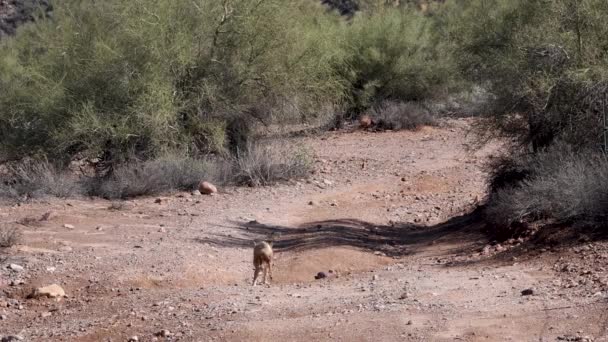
1, 118, 607, 341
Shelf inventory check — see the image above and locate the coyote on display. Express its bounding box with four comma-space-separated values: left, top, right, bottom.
252, 233, 279, 286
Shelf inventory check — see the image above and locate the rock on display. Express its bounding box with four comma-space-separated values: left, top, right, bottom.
315, 272, 327, 280
46, 267, 56, 273
154, 198, 162, 204
58, 246, 73, 252
155, 330, 172, 338
308, 200, 318, 206
158, 227, 166, 233
191, 190, 202, 196
323, 179, 333, 186
31, 284, 66, 299
372, 275, 379, 281
40, 311, 52, 318
198, 181, 218, 195
8, 264, 23, 272
521, 288, 534, 296
359, 115, 373, 129
1, 336, 24, 342
0, 314, 6, 320
407, 320, 413, 325
128, 336, 139, 342
63, 224, 75, 229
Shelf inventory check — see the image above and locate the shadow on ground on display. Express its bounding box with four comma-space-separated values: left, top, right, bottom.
195, 207, 487, 257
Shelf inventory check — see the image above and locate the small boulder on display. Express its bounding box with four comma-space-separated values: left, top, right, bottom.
63, 224, 75, 230
155, 330, 172, 338
128, 336, 139, 342
8, 264, 23, 272
521, 288, 534, 296
315, 272, 327, 280
198, 181, 218, 195
31, 284, 66, 300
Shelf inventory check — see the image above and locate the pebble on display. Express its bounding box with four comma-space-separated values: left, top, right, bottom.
521, 288, 534, 296
8, 264, 24, 272
315, 272, 327, 280
63, 224, 75, 229
156, 330, 172, 338
128, 336, 139, 342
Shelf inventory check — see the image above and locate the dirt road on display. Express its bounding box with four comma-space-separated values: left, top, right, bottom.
1, 118, 607, 341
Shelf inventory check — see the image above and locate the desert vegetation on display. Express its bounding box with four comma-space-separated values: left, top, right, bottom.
1, 0, 608, 237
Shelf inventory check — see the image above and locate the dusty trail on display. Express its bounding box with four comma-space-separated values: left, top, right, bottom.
1, 118, 607, 341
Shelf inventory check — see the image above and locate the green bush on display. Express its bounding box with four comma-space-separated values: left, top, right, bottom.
341, 5, 457, 116
443, 0, 608, 149
0, 0, 347, 163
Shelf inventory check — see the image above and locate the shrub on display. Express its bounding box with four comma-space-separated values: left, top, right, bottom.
369, 100, 435, 131
341, 6, 457, 116
0, 159, 81, 199
0, 224, 21, 248
228, 143, 312, 187
444, 0, 608, 150
0, 0, 347, 163
485, 146, 608, 237
84, 156, 215, 199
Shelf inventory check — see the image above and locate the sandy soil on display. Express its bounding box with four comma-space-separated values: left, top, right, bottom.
1, 118, 607, 342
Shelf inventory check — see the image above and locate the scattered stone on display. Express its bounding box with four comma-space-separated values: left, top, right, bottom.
521, 288, 534, 296
308, 200, 318, 206
8, 264, 23, 272
59, 246, 73, 252
31, 284, 66, 299
315, 272, 327, 280
154, 198, 162, 204
407, 320, 413, 325
63, 224, 75, 229
323, 179, 333, 186
1, 336, 24, 342
198, 181, 218, 195
191, 190, 202, 196
372, 275, 379, 281
128, 336, 139, 342
155, 330, 172, 338
158, 227, 166, 233
0, 314, 6, 320
46, 267, 56, 273
40, 311, 52, 318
